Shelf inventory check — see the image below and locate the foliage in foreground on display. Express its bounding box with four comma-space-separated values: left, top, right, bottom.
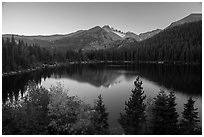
2, 81, 108, 135
151, 90, 179, 134
90, 95, 109, 134
2, 78, 202, 135
179, 97, 201, 134
47, 83, 94, 134
119, 77, 146, 134
118, 77, 201, 135
2, 82, 50, 134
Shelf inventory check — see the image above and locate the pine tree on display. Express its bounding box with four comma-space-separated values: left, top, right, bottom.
118, 77, 146, 134
179, 97, 201, 134
91, 95, 109, 134
166, 91, 179, 134
151, 90, 169, 134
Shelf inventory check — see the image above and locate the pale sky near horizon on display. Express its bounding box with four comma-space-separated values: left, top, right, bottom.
2, 2, 202, 35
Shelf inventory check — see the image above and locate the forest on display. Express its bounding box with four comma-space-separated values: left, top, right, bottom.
86, 21, 202, 63
2, 21, 202, 73
2, 78, 201, 135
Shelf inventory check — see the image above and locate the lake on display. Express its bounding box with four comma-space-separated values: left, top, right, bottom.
2, 63, 202, 133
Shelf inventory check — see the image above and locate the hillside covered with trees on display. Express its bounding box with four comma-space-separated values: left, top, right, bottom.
87, 21, 202, 63
2, 21, 202, 73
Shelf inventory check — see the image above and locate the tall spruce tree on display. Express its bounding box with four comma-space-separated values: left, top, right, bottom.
152, 90, 179, 135
166, 91, 179, 134
118, 77, 146, 134
179, 97, 201, 134
151, 90, 169, 134
91, 95, 109, 134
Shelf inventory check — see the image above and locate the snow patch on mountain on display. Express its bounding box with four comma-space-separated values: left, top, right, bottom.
103, 25, 126, 38
112, 31, 125, 38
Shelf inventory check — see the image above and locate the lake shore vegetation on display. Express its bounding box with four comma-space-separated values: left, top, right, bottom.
2, 78, 201, 135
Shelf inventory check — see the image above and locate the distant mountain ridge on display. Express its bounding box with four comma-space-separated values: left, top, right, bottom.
167, 13, 202, 28
2, 13, 202, 52
2, 25, 162, 51
101, 25, 161, 41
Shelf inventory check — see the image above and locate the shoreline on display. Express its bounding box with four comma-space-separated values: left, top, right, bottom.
2, 60, 201, 77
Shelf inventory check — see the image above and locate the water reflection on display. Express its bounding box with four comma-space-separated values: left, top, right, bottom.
3, 63, 201, 103
2, 63, 202, 132
2, 69, 52, 103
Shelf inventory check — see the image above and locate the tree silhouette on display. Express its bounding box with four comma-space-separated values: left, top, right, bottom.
118, 77, 146, 134
151, 90, 169, 134
179, 97, 201, 134
91, 95, 109, 134
152, 90, 179, 134
166, 91, 179, 134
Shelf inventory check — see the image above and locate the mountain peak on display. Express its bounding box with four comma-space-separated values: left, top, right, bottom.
126, 31, 137, 35
88, 26, 102, 33
102, 25, 112, 32
90, 26, 101, 30
102, 25, 111, 29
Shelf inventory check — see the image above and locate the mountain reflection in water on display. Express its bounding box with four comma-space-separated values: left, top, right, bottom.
2, 63, 202, 130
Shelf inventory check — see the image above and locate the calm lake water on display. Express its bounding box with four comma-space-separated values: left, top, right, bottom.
2, 63, 202, 132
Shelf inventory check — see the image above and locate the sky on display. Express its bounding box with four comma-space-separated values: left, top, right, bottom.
2, 2, 202, 35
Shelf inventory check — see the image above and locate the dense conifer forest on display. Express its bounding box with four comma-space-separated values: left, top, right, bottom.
2, 21, 201, 73
86, 21, 202, 63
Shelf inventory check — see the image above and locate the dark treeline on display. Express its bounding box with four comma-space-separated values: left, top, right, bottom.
118, 77, 201, 135
2, 21, 201, 73
3, 36, 50, 72
2, 36, 66, 72
2, 78, 201, 135
86, 21, 202, 63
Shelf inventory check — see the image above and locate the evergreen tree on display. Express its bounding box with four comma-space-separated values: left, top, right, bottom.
118, 77, 146, 134
152, 90, 179, 135
91, 95, 109, 134
179, 97, 201, 134
2, 36, 60, 72
166, 91, 179, 134
151, 90, 169, 134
